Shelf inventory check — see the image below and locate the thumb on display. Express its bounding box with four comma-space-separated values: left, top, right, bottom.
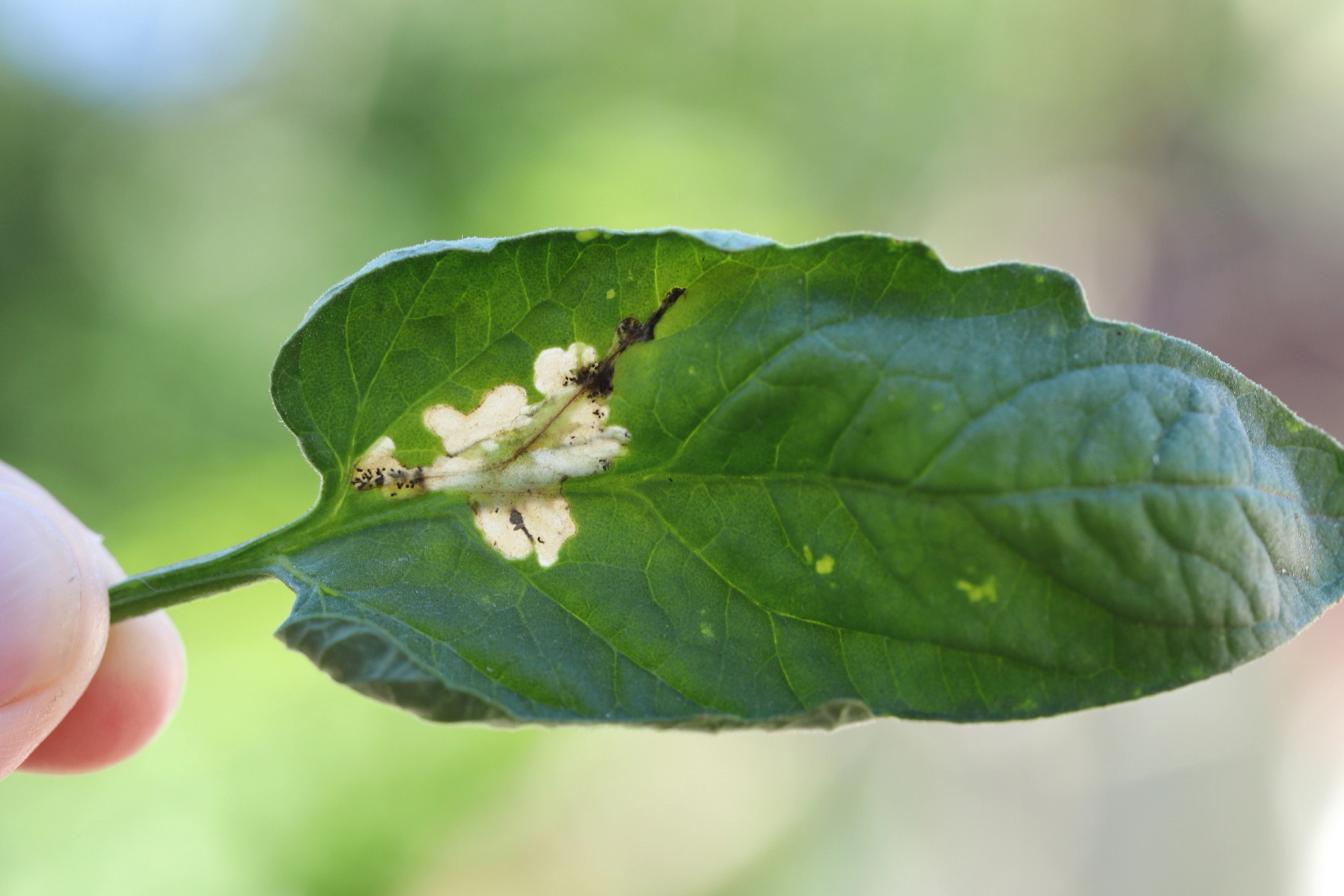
0, 474, 109, 779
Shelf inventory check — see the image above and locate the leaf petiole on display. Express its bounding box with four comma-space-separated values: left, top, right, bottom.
107, 532, 285, 623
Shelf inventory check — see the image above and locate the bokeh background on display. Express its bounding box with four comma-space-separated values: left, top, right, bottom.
2, 0, 1343, 893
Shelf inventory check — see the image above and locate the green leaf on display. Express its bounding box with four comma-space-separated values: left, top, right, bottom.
110, 229, 1344, 727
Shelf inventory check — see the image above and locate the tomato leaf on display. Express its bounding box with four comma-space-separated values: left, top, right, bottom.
110, 230, 1344, 726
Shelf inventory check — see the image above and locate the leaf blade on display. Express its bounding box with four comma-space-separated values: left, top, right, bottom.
261, 229, 1344, 726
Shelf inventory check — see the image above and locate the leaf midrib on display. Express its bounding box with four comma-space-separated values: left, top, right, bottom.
293, 467, 1339, 556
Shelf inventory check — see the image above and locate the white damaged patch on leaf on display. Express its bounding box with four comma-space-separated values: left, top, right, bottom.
349, 342, 628, 567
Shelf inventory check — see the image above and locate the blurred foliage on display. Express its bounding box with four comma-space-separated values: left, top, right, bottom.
1, 0, 1342, 893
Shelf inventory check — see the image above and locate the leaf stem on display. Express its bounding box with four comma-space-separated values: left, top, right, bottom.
107, 534, 282, 623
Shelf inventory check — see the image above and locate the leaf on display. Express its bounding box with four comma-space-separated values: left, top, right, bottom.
110, 230, 1344, 727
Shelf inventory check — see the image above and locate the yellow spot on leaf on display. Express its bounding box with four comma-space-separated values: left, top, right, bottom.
815, 554, 835, 575
605, 288, 617, 299
699, 621, 715, 639
802, 545, 814, 565
575, 229, 600, 242
956, 576, 998, 603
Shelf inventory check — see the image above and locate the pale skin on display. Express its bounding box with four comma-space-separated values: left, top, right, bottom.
0, 462, 184, 780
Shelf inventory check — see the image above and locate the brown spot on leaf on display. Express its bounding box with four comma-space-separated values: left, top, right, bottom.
572, 286, 686, 398
508, 507, 534, 543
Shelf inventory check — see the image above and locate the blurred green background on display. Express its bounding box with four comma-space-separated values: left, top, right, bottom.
2, 1, 1344, 893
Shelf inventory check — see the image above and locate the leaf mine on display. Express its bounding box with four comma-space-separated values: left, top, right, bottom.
348, 286, 685, 567
350, 342, 626, 566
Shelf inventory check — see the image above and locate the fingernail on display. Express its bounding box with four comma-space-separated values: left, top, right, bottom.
0, 490, 84, 706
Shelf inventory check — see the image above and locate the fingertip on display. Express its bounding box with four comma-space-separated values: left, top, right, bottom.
21, 611, 186, 774
0, 481, 108, 779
